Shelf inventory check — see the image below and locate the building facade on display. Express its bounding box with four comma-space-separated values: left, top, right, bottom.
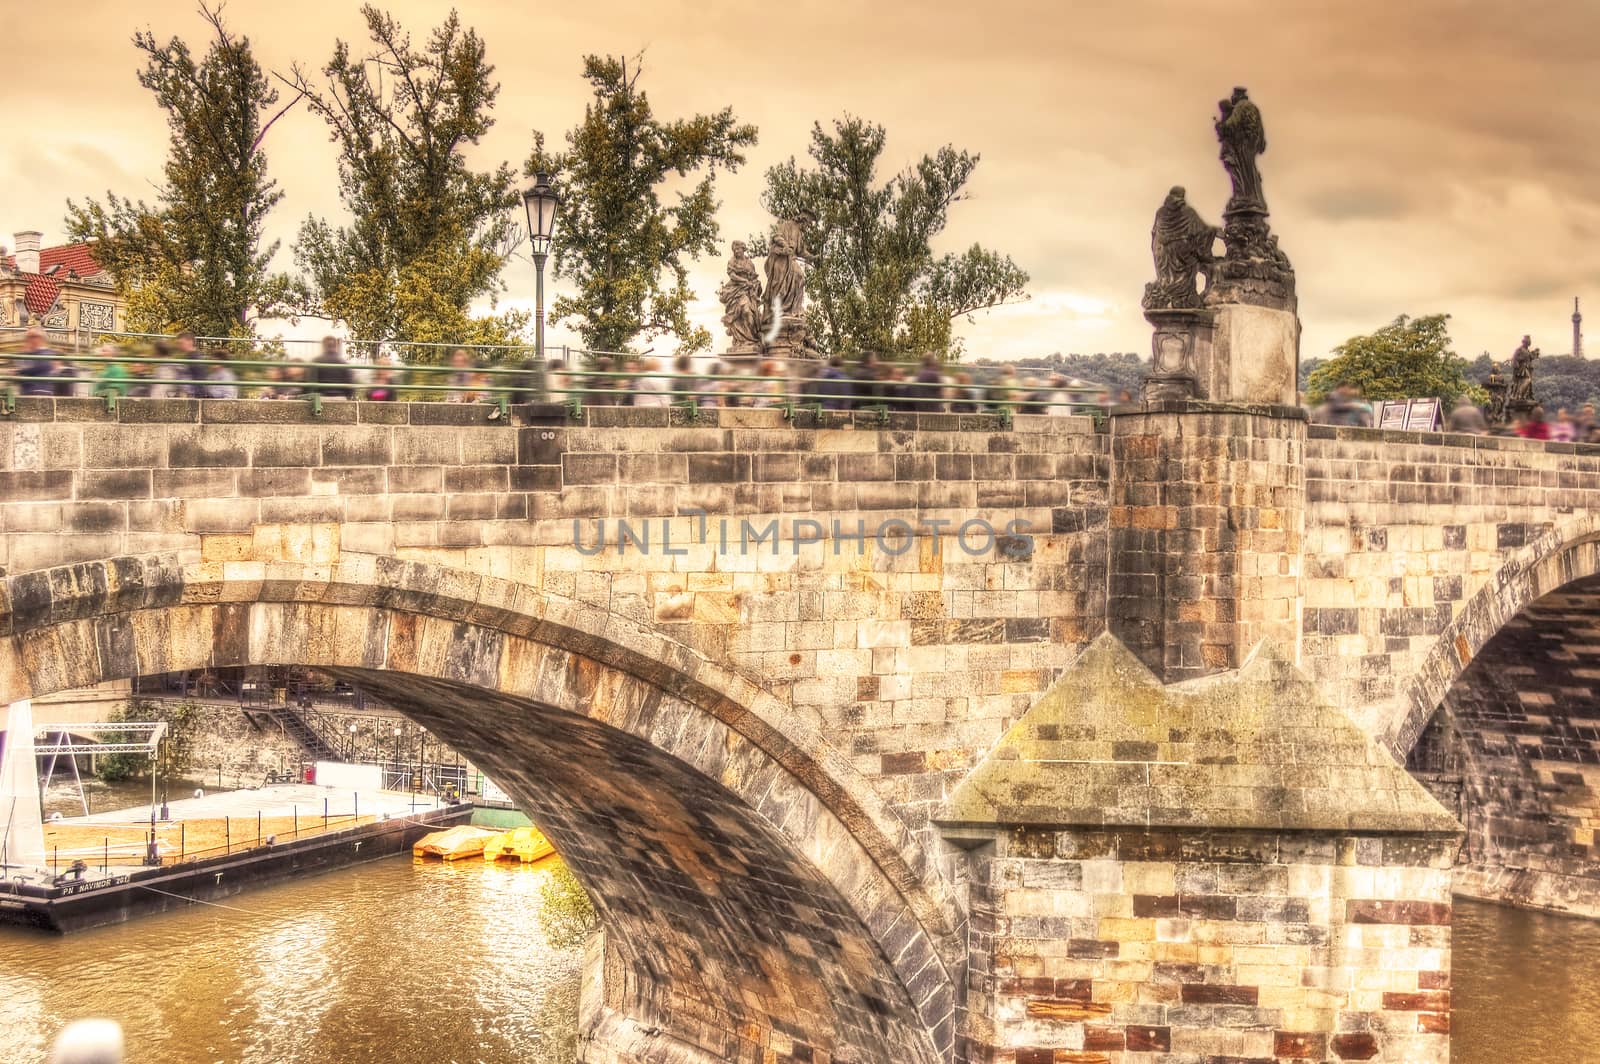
0, 230, 126, 348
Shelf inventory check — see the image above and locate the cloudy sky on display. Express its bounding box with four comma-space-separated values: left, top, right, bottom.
4, 0, 1598, 363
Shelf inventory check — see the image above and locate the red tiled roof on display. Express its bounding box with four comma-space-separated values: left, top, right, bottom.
3, 241, 103, 279
39, 243, 102, 278
18, 274, 63, 315
3, 240, 105, 316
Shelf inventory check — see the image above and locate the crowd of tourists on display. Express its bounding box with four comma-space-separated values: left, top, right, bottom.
1309, 382, 1600, 443
5, 329, 367, 402
19, 327, 1592, 436
552, 353, 1119, 414
2, 328, 1116, 415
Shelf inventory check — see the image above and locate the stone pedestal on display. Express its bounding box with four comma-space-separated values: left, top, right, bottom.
1206, 301, 1301, 406
1143, 287, 1299, 406
1141, 307, 1213, 401
1107, 400, 1305, 684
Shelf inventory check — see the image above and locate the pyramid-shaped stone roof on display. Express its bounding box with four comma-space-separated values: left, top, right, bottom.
937, 633, 1458, 834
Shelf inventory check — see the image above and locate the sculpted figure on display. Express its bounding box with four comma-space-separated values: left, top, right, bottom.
1144, 186, 1218, 309
764, 231, 805, 320
1216, 87, 1268, 214
759, 211, 818, 356
1507, 334, 1539, 407
718, 241, 764, 352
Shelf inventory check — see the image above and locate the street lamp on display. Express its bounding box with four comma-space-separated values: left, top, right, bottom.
347, 722, 358, 763
522, 171, 561, 397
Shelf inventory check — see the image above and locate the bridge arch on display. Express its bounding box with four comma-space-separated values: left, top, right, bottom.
0, 552, 959, 1064
1391, 512, 1600, 756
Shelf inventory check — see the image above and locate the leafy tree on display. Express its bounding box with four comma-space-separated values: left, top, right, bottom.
756, 116, 1028, 360
1306, 314, 1478, 406
97, 699, 200, 784
1465, 352, 1496, 383
291, 6, 524, 356
527, 54, 757, 355
1298, 356, 1324, 393
1055, 352, 1145, 395
65, 5, 301, 337
537, 861, 598, 949
1529, 356, 1600, 412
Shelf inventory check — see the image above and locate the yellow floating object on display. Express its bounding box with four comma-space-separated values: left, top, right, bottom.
483, 825, 555, 864
413, 825, 502, 861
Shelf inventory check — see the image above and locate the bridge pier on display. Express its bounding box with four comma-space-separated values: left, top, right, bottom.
939, 636, 1459, 1064
1106, 401, 1305, 684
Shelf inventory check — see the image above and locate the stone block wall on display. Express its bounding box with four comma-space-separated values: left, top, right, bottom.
10, 400, 1600, 770
962, 828, 1455, 1064
0, 398, 1109, 864
1106, 403, 1304, 684
1302, 426, 1600, 750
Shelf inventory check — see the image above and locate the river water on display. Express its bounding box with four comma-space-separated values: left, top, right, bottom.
0, 862, 1587, 1064
0, 858, 583, 1064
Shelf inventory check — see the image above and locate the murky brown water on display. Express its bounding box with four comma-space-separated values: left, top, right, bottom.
1452, 897, 1600, 1063
0, 857, 582, 1064
0, 872, 1583, 1064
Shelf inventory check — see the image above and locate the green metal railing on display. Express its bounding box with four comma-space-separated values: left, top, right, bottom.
0, 334, 1109, 425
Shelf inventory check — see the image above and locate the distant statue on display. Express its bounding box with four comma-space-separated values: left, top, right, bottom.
1143, 186, 1218, 309
1505, 334, 1540, 410
1215, 87, 1267, 214
717, 241, 764, 355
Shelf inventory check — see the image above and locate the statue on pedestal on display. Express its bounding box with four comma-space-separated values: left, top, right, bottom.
1206, 86, 1295, 310
1216, 87, 1267, 215
1142, 187, 1218, 310
717, 241, 764, 358
759, 212, 818, 360
1492, 334, 1540, 423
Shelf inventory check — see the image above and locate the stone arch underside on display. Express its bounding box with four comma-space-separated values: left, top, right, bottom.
1406, 572, 1600, 915
1388, 516, 1600, 757
0, 553, 958, 1064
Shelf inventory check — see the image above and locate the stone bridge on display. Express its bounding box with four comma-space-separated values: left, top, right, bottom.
3, 396, 1598, 1063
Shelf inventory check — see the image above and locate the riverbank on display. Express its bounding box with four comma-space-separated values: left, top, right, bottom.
4, 787, 473, 932
43, 784, 452, 870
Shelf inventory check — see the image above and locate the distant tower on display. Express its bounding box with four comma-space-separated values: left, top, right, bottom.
1575, 297, 1584, 359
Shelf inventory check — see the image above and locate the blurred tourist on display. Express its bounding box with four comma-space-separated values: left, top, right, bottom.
92, 345, 133, 400
911, 353, 946, 412
634, 358, 670, 406
14, 326, 61, 396
1446, 396, 1487, 435
1517, 405, 1551, 440
443, 348, 477, 402
311, 336, 355, 400
201, 350, 238, 399
365, 362, 400, 402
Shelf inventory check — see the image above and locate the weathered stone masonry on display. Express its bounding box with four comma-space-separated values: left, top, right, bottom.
4, 397, 1600, 1060
938, 638, 1457, 1064
1409, 574, 1600, 917
1107, 402, 1304, 683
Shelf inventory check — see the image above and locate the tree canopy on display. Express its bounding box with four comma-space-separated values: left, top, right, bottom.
527, 54, 757, 355
65, 5, 301, 337
1305, 314, 1478, 405
756, 116, 1028, 360
291, 6, 524, 354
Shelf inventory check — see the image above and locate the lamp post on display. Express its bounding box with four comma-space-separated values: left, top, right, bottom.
347, 722, 358, 763
522, 172, 561, 400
